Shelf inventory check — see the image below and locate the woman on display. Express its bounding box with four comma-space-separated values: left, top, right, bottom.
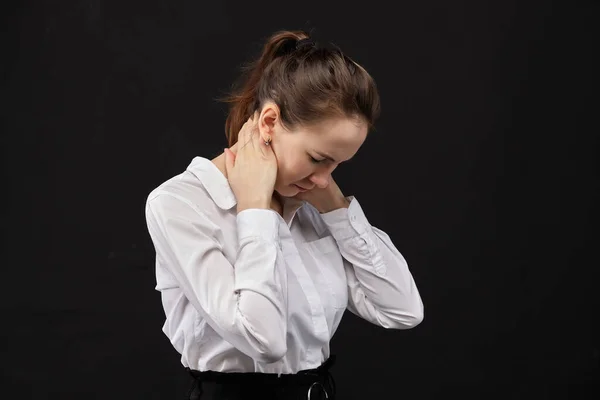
144, 29, 424, 400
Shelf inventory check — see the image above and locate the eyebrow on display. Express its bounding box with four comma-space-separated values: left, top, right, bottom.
315, 150, 337, 163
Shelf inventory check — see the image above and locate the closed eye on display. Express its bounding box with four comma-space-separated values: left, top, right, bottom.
310, 155, 326, 164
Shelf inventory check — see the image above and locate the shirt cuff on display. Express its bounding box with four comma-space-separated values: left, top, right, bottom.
319, 196, 370, 240
320, 195, 385, 273
236, 209, 280, 243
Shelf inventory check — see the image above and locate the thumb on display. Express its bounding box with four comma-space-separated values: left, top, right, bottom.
224, 148, 233, 173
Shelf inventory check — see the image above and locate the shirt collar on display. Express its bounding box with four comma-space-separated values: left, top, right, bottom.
186, 156, 237, 210
185, 156, 306, 214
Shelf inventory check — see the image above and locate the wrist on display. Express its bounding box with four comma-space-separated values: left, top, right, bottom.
318, 197, 350, 213
237, 199, 271, 213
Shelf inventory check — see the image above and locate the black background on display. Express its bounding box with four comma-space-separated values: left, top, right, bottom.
2, 0, 598, 398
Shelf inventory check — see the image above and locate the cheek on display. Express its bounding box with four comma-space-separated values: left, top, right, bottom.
282, 161, 311, 183
274, 147, 312, 183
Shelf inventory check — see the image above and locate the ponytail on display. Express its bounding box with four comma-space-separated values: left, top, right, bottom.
219, 29, 380, 146
220, 30, 309, 146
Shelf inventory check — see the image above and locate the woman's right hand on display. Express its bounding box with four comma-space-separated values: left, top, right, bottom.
224, 113, 278, 213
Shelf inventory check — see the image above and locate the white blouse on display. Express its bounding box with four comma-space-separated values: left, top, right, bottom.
144, 156, 423, 375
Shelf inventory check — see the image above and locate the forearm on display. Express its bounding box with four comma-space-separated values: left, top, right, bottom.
317, 195, 351, 214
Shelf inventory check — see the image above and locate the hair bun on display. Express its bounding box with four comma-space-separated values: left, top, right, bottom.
296, 38, 315, 51
273, 37, 298, 58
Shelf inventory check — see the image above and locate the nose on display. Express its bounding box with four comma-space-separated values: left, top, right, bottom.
309, 171, 330, 189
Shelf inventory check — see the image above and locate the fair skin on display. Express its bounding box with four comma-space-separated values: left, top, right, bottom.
213, 102, 368, 216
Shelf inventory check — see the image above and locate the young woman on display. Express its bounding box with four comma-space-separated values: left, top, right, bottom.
145, 29, 423, 400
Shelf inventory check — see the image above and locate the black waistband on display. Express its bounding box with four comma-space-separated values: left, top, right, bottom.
186, 355, 336, 386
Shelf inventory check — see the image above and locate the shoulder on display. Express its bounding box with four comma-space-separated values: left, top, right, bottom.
145, 168, 223, 228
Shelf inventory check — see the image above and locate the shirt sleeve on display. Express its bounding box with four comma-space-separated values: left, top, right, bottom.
319, 196, 424, 329
145, 193, 288, 363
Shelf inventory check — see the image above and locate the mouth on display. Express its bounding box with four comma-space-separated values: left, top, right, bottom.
293, 184, 309, 192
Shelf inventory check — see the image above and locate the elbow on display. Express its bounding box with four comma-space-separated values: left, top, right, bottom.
257, 322, 287, 363
404, 303, 424, 328
235, 301, 288, 364
396, 284, 424, 329
386, 298, 424, 330
253, 336, 287, 364
401, 294, 424, 328
241, 319, 287, 363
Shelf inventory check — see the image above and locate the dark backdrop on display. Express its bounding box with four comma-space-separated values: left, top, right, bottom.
2, 0, 598, 399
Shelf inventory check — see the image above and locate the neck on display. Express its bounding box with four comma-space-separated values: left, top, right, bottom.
211, 153, 227, 179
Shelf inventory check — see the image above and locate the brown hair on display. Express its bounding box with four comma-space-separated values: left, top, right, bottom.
220, 30, 381, 147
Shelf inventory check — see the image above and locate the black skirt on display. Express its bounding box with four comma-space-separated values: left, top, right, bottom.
185, 355, 337, 400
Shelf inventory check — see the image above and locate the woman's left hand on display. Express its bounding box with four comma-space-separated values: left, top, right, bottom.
293, 175, 350, 213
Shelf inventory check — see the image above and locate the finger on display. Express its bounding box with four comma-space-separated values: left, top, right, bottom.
237, 117, 250, 143
230, 149, 237, 163
224, 148, 234, 172
249, 125, 260, 152
247, 117, 260, 144
240, 117, 254, 148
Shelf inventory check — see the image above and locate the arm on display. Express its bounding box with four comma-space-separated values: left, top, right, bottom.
145, 193, 287, 363
320, 196, 424, 329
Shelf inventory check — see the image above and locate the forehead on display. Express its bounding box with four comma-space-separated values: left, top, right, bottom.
304, 117, 367, 155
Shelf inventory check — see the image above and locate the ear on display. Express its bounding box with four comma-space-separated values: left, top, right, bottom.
258, 101, 280, 137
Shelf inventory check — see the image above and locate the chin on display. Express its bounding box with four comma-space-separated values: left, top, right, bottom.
275, 185, 300, 198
